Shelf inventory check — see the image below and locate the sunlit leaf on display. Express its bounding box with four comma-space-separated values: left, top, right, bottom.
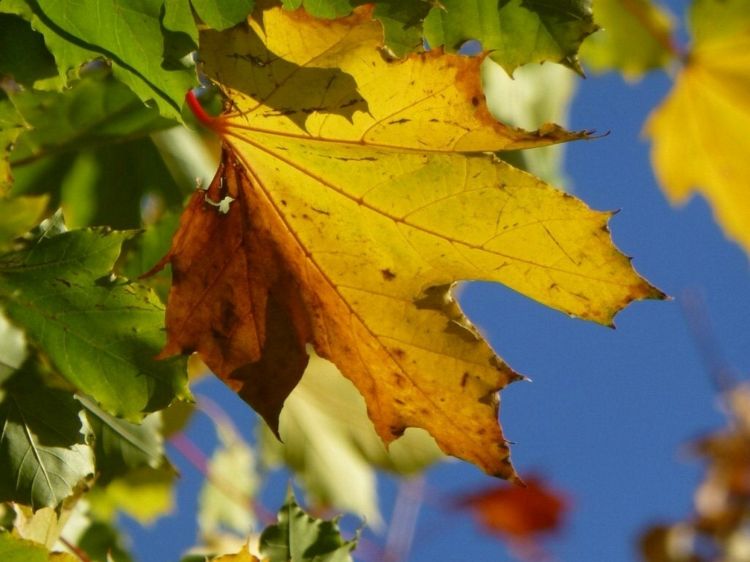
0, 365, 94, 509
0, 532, 78, 562
79, 396, 164, 483
259, 489, 357, 562
280, 0, 353, 19
33, 0, 196, 120
11, 506, 62, 549
156, 5, 662, 478
192, 0, 256, 29
8, 72, 173, 169
645, 0, 750, 254
0, 228, 190, 419
580, 0, 675, 78
0, 0, 97, 90
422, 0, 597, 74
0, 13, 57, 87
0, 195, 48, 248
0, 98, 25, 194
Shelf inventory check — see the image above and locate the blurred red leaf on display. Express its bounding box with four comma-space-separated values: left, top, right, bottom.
456, 475, 569, 541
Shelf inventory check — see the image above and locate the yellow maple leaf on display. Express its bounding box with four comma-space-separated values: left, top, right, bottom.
156, 4, 662, 479
646, 0, 750, 252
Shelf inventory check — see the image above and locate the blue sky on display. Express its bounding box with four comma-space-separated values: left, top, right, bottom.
123, 2, 750, 560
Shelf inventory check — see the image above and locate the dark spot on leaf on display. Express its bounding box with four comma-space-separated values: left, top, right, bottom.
471, 96, 479, 106
461, 372, 469, 388
381, 268, 396, 281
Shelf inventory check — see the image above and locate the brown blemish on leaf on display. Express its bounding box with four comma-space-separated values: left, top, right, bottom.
381, 268, 396, 281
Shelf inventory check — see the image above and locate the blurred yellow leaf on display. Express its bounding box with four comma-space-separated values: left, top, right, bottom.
646, 0, 750, 252
581, 0, 675, 78
157, 3, 663, 480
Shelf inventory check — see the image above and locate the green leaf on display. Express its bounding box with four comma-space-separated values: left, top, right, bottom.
0, 532, 79, 562
0, 0, 109, 89
370, 0, 430, 57
423, 0, 597, 74
77, 520, 134, 562
260, 355, 442, 526
34, 0, 197, 120
12, 140, 185, 230
79, 395, 164, 483
0, 365, 94, 510
198, 420, 257, 539
281, 0, 353, 19
0, 98, 26, 194
191, 0, 255, 29
163, 0, 199, 45
0, 228, 190, 419
580, 0, 675, 78
8, 72, 173, 168
0, 196, 48, 249
0, 13, 57, 87
259, 489, 358, 562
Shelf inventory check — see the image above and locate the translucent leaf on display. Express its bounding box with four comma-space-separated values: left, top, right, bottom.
0, 365, 94, 509
422, 0, 597, 74
0, 532, 78, 562
8, 72, 173, 169
157, 6, 663, 478
0, 13, 57, 87
259, 489, 358, 562
0, 196, 49, 248
79, 396, 164, 483
580, 0, 675, 78
191, 0, 256, 30
0, 228, 190, 419
645, 0, 750, 254
33, 0, 196, 119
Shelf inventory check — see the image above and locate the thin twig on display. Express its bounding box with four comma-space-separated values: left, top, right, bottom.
680, 288, 740, 397
383, 476, 426, 562
59, 536, 92, 562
